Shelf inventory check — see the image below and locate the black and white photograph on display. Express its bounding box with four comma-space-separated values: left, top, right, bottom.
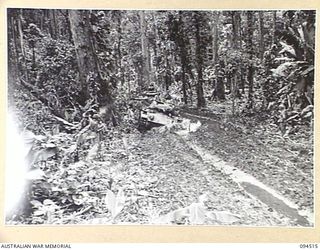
5, 8, 315, 227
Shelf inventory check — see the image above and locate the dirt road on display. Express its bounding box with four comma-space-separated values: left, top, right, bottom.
9, 93, 313, 226
99, 115, 313, 226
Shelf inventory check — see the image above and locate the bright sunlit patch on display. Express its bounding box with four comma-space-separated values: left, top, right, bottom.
5, 112, 29, 218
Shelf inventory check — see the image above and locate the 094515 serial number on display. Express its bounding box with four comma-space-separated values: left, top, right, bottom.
300, 244, 318, 249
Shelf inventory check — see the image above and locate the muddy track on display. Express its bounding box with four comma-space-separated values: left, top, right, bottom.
178, 133, 312, 227
110, 130, 310, 226
175, 110, 313, 226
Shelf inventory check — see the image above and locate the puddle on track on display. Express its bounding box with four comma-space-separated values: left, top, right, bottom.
179, 135, 314, 227
241, 182, 310, 226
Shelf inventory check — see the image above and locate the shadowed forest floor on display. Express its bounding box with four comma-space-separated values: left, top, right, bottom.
7, 83, 314, 226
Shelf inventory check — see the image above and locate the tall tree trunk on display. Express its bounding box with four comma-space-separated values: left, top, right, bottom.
9, 16, 20, 77
64, 11, 73, 43
237, 12, 245, 94
164, 42, 171, 91
140, 11, 150, 90
116, 12, 124, 86
177, 12, 188, 104
69, 10, 92, 102
47, 9, 58, 39
17, 9, 28, 81
69, 10, 114, 124
212, 11, 219, 65
53, 10, 58, 38
180, 43, 187, 105
258, 12, 264, 60
194, 12, 206, 108
68, 10, 107, 104
246, 11, 254, 110
148, 43, 155, 86
152, 12, 160, 88
272, 11, 277, 45
211, 11, 225, 100
18, 10, 25, 59
231, 12, 241, 49
40, 9, 45, 31
181, 65, 187, 105
231, 11, 241, 114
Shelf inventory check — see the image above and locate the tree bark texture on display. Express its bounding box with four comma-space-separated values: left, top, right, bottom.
246, 11, 254, 109
17, 10, 29, 81
68, 10, 97, 103
49, 9, 58, 39
211, 11, 225, 100
272, 11, 277, 45
140, 11, 151, 89
258, 12, 265, 61
194, 12, 206, 108
212, 11, 219, 65
231, 12, 241, 49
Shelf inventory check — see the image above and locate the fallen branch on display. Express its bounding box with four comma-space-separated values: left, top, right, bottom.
53, 115, 80, 131
20, 78, 62, 116
19, 78, 80, 131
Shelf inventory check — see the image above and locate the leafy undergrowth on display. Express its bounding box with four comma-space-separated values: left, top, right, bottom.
10, 129, 296, 225
7, 85, 312, 226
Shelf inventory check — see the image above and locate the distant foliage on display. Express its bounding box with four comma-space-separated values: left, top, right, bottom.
36, 39, 79, 110
7, 9, 315, 131
266, 11, 314, 133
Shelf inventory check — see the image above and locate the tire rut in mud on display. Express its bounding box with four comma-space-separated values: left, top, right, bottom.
177, 133, 313, 227
131, 131, 298, 226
